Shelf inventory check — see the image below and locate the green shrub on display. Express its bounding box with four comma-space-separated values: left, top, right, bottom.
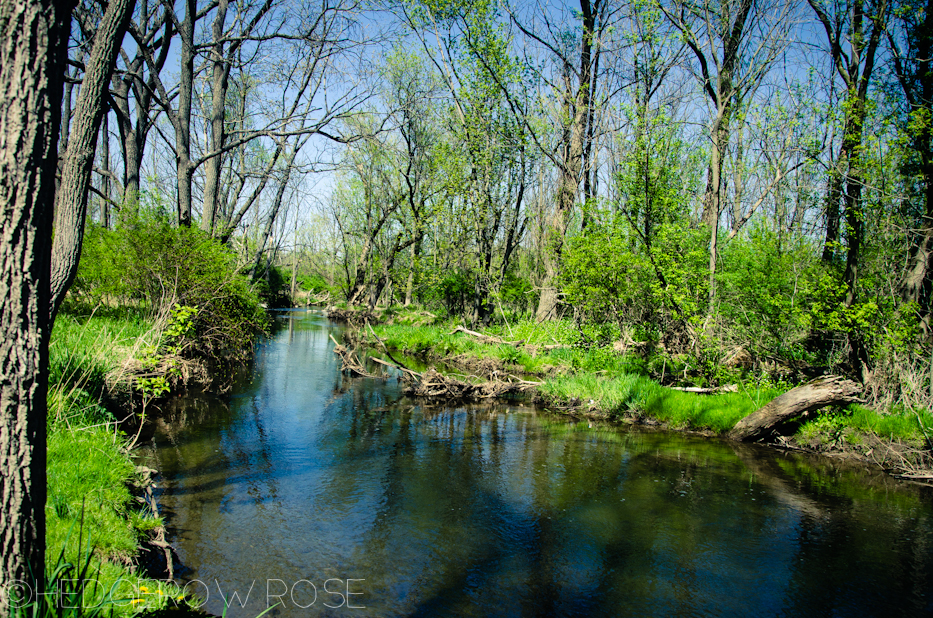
75, 207, 268, 362
718, 225, 822, 358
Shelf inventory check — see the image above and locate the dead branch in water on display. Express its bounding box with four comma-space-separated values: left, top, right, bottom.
370, 355, 423, 379
404, 368, 540, 400
367, 322, 419, 375
329, 333, 379, 378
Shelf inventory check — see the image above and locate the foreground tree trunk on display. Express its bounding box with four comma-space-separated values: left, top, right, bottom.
0, 0, 71, 606
728, 376, 862, 442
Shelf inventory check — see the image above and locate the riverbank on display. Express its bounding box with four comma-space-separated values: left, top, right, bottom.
337, 308, 933, 481
46, 311, 195, 615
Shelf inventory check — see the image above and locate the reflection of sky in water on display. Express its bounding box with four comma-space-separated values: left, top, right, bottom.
139, 310, 933, 617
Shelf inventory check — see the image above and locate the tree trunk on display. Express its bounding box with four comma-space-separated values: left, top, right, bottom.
404, 230, 422, 306
49, 0, 133, 322
112, 12, 173, 213
535, 1, 596, 321
0, 0, 70, 606
821, 155, 845, 262
100, 108, 110, 228
728, 376, 862, 442
200, 0, 229, 234
175, 0, 196, 227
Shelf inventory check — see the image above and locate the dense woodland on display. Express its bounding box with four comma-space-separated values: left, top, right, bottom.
62, 0, 932, 410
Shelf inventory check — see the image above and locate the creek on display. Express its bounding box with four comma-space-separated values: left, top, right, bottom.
138, 309, 933, 617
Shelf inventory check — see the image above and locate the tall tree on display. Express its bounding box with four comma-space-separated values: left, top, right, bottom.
112, 0, 174, 210
51, 0, 134, 321
890, 0, 933, 329
808, 0, 889, 306
0, 0, 71, 605
507, 0, 611, 321
663, 0, 791, 307
200, 0, 275, 235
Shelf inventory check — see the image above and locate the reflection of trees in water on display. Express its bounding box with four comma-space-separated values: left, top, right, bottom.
139, 315, 933, 615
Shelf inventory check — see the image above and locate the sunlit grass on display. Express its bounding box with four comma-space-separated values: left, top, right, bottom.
372, 320, 933, 444
43, 310, 184, 616
537, 373, 780, 433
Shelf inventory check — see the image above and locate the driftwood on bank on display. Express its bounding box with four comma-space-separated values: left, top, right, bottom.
449, 326, 524, 346
449, 325, 566, 352
729, 375, 863, 442
669, 384, 738, 394
403, 368, 540, 400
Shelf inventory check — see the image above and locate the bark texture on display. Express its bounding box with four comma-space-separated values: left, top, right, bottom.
0, 0, 70, 605
49, 0, 132, 321
728, 376, 863, 442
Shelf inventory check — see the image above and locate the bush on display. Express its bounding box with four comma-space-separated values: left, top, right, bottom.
74, 207, 268, 362
562, 216, 709, 338
718, 225, 822, 358
421, 269, 475, 316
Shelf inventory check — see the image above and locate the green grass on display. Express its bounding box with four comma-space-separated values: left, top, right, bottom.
795, 404, 933, 445
537, 373, 782, 433
44, 311, 191, 616
370, 319, 634, 376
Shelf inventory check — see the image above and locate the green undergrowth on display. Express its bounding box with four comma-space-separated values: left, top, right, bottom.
46, 311, 190, 615
369, 318, 620, 375
795, 404, 933, 446
368, 317, 933, 445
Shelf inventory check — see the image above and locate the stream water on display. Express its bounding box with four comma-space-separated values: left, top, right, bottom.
138, 309, 933, 617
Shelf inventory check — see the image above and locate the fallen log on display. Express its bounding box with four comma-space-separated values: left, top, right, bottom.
449, 326, 524, 347
670, 384, 738, 394
728, 375, 863, 442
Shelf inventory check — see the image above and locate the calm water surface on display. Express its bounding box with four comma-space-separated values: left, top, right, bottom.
138, 310, 933, 617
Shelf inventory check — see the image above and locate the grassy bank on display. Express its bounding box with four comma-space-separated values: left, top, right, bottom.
43, 311, 189, 616
361, 310, 933, 468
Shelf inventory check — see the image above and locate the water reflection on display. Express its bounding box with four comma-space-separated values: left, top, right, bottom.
138, 310, 933, 617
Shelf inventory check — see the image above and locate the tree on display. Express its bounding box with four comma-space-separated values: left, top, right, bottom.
808, 0, 889, 306
51, 0, 134, 322
200, 0, 276, 235
0, 0, 72, 606
111, 1, 174, 210
889, 0, 933, 329
505, 0, 613, 321
663, 0, 791, 308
